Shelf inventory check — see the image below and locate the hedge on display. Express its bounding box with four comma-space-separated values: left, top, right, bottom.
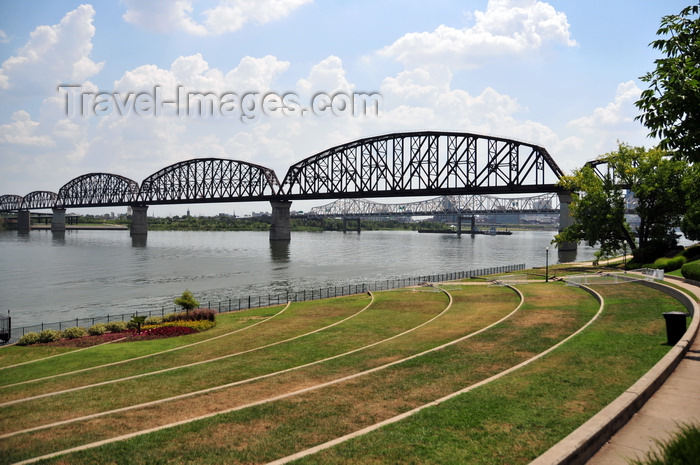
681, 261, 700, 281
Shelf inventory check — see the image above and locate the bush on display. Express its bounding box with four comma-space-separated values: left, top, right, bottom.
163, 308, 216, 323
104, 321, 128, 333
17, 332, 40, 346
681, 261, 700, 281
174, 289, 200, 313
38, 329, 61, 343
88, 323, 107, 336
144, 316, 163, 325
63, 326, 87, 339
652, 255, 687, 272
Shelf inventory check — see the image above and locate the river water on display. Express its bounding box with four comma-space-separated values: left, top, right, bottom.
0, 229, 599, 327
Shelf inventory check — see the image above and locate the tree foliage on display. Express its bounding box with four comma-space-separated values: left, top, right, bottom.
681, 164, 700, 240
174, 289, 199, 313
554, 163, 632, 259
635, 5, 700, 162
554, 143, 688, 259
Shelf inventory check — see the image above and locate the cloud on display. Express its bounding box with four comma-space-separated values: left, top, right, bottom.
0, 29, 9, 43
122, 0, 312, 36
0, 111, 54, 147
567, 81, 642, 130
379, 0, 576, 67
0, 5, 103, 93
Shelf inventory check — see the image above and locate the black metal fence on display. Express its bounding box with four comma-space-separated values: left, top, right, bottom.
2, 263, 525, 345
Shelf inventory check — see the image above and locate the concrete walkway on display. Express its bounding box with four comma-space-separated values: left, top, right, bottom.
585, 278, 700, 464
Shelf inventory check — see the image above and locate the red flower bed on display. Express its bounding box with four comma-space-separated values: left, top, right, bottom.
125, 326, 197, 342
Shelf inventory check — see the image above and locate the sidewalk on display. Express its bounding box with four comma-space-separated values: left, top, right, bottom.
585, 278, 700, 464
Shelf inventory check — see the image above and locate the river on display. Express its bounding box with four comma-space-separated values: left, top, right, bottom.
0, 229, 599, 328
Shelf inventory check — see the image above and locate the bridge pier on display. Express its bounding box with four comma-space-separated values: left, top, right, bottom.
456, 215, 475, 236
17, 210, 30, 232
557, 192, 576, 251
51, 208, 66, 232
270, 200, 291, 241
343, 218, 361, 233
130, 205, 149, 236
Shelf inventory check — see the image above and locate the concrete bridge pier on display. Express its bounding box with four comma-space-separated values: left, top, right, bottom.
51, 208, 66, 232
557, 192, 577, 251
457, 215, 476, 236
17, 210, 30, 233
270, 200, 291, 241
130, 205, 149, 236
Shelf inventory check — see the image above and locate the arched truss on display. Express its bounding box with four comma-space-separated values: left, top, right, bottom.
585, 158, 633, 189
21, 191, 58, 210
137, 158, 280, 204
0, 195, 24, 212
280, 131, 566, 199
57, 173, 140, 208
308, 193, 559, 217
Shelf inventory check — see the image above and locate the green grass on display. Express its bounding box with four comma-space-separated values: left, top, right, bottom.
629, 423, 700, 465
0, 280, 689, 465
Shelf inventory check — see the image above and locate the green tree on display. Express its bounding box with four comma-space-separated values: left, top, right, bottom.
635, 5, 700, 163
554, 163, 633, 260
554, 143, 688, 260
174, 289, 199, 314
609, 144, 688, 249
681, 164, 700, 240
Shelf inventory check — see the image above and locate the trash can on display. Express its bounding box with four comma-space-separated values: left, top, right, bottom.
663, 311, 688, 345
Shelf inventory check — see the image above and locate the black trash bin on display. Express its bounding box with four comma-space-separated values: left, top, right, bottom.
663, 311, 688, 345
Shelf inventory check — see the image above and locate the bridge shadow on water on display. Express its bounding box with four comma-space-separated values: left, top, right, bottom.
270, 240, 290, 262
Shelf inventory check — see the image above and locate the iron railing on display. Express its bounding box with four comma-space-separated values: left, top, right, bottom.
1, 264, 525, 345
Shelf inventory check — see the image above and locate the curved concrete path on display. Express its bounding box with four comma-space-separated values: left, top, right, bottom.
584, 277, 700, 465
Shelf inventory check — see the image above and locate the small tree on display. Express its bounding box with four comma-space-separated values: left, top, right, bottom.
129, 315, 147, 333
174, 289, 199, 314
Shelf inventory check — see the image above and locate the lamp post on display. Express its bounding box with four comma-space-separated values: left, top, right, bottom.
545, 247, 550, 282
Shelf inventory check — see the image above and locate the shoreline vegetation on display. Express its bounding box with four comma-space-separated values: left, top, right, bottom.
0, 214, 557, 233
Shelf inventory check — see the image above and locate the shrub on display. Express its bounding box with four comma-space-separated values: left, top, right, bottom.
163, 308, 216, 323
17, 332, 40, 346
174, 289, 200, 313
38, 329, 61, 343
105, 321, 128, 333
63, 326, 87, 339
681, 261, 700, 281
652, 255, 687, 272
88, 323, 107, 336
144, 316, 163, 325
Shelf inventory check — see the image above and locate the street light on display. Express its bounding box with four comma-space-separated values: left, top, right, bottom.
545, 247, 550, 282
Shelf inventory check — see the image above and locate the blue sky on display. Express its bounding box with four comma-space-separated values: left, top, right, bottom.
0, 0, 690, 216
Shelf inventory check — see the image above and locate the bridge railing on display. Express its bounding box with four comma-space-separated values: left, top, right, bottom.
2, 264, 525, 345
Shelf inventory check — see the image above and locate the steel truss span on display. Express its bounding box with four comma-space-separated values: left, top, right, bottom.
22, 191, 58, 210
0, 195, 23, 212
308, 193, 559, 217
280, 131, 565, 200
57, 173, 140, 208
138, 158, 280, 205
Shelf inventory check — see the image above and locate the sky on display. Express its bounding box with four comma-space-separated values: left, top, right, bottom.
0, 0, 691, 217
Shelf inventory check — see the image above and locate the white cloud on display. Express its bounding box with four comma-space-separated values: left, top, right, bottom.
379, 0, 576, 67
0, 111, 54, 147
297, 55, 353, 96
568, 81, 641, 130
0, 5, 103, 92
122, 0, 312, 36
0, 29, 9, 43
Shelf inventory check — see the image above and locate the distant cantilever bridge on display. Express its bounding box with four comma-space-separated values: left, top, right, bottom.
0, 131, 575, 246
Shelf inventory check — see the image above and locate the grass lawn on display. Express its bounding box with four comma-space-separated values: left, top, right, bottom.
0, 278, 689, 464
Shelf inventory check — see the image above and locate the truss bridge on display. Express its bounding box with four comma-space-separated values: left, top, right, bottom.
1, 131, 575, 246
